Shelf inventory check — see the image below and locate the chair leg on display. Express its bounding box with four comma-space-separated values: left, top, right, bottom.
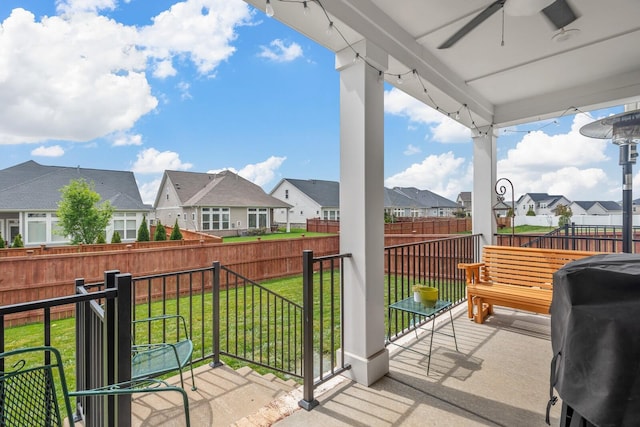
467, 294, 474, 319
188, 358, 197, 391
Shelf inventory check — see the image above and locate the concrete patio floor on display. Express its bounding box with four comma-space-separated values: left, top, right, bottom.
131, 305, 562, 426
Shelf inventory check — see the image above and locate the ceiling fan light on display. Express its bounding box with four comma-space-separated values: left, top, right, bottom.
552, 27, 580, 43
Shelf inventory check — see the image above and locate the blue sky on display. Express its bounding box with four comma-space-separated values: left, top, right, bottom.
0, 0, 629, 205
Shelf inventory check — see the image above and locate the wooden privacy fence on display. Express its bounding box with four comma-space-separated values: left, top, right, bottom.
307, 217, 471, 234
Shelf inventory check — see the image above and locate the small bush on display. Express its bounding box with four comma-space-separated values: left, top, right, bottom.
247, 227, 267, 236
11, 234, 24, 248
170, 219, 183, 240
0, 233, 4, 249
95, 232, 106, 244
111, 231, 122, 243
526, 208, 536, 216
154, 221, 167, 241
137, 216, 150, 242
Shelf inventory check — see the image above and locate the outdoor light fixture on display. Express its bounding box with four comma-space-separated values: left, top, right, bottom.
303, 1, 310, 16
265, 0, 274, 17
580, 109, 640, 253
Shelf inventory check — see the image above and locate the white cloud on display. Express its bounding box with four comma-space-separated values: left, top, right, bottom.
131, 147, 193, 174
403, 144, 421, 156
177, 81, 192, 100
498, 114, 608, 173
497, 114, 617, 200
137, 177, 162, 205
112, 133, 142, 146
258, 39, 303, 62
385, 152, 471, 200
139, 0, 252, 76
384, 88, 471, 143
31, 145, 65, 157
0, 0, 252, 145
238, 156, 286, 187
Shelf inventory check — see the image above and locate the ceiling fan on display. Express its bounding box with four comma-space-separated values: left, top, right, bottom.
438, 0, 579, 49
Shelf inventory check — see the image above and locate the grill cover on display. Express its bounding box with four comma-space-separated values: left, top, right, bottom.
551, 254, 640, 427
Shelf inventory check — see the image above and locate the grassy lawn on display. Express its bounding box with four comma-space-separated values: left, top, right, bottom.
222, 228, 335, 243
497, 225, 555, 234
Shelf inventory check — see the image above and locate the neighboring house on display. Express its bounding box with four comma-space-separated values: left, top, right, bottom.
154, 170, 290, 237
391, 187, 460, 217
383, 187, 429, 218
0, 160, 150, 246
515, 193, 571, 216
270, 179, 340, 227
456, 191, 472, 216
569, 201, 623, 215
270, 179, 461, 226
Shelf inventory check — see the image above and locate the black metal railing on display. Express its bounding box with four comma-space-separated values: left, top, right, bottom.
75, 271, 132, 427
211, 261, 304, 378
517, 223, 640, 252
1, 272, 132, 427
385, 234, 480, 342
299, 250, 352, 411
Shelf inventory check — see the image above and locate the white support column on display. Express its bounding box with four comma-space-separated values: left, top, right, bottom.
335, 40, 389, 386
472, 128, 497, 247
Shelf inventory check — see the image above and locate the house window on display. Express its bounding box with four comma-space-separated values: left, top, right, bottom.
323, 210, 340, 220
26, 213, 47, 244
248, 208, 268, 228
285, 189, 289, 199
113, 212, 137, 240
540, 203, 547, 209
202, 208, 229, 230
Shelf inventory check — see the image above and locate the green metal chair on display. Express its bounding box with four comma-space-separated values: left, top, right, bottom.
0, 346, 190, 426
131, 314, 197, 391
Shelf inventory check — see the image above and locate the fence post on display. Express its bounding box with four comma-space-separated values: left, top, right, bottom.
104, 270, 119, 427
115, 273, 132, 427
210, 261, 223, 368
299, 250, 319, 410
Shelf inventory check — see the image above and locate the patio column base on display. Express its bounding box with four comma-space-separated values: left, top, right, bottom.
337, 347, 389, 386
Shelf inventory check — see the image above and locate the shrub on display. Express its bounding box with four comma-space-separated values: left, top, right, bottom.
137, 216, 150, 242
95, 232, 106, 244
170, 219, 183, 240
154, 221, 167, 241
526, 208, 536, 216
0, 233, 4, 249
12, 234, 24, 248
111, 231, 122, 243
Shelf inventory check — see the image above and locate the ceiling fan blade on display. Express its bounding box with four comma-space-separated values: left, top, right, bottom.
438, 0, 506, 49
541, 0, 579, 29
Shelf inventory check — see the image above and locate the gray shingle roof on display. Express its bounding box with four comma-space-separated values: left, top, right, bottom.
163, 170, 290, 208
392, 187, 459, 208
0, 160, 148, 211
384, 188, 422, 207
284, 179, 340, 207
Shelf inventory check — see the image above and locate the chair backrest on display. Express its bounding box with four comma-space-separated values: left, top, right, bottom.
0, 346, 75, 427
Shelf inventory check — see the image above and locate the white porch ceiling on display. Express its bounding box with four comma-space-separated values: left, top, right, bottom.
244, 0, 640, 130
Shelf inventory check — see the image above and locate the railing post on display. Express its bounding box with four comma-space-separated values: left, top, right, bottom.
115, 273, 132, 427
299, 250, 319, 410
74, 278, 86, 422
104, 270, 119, 427
210, 261, 223, 368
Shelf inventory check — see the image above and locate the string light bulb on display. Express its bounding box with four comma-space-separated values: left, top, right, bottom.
303, 1, 310, 16
265, 0, 274, 17
455, 111, 460, 120
326, 21, 334, 36
396, 74, 403, 85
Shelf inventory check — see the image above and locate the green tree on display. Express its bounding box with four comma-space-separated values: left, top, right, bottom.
137, 216, 150, 242
170, 219, 183, 240
526, 207, 536, 216
154, 220, 167, 241
0, 233, 4, 249
57, 179, 114, 244
111, 231, 122, 243
553, 204, 573, 228
95, 232, 106, 244
12, 234, 24, 248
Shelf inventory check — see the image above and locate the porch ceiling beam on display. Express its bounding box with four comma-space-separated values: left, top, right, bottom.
494, 70, 640, 127
321, 0, 495, 126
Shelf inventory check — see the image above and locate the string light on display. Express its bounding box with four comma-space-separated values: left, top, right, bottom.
264, 0, 501, 136
326, 21, 334, 36
265, 0, 274, 17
